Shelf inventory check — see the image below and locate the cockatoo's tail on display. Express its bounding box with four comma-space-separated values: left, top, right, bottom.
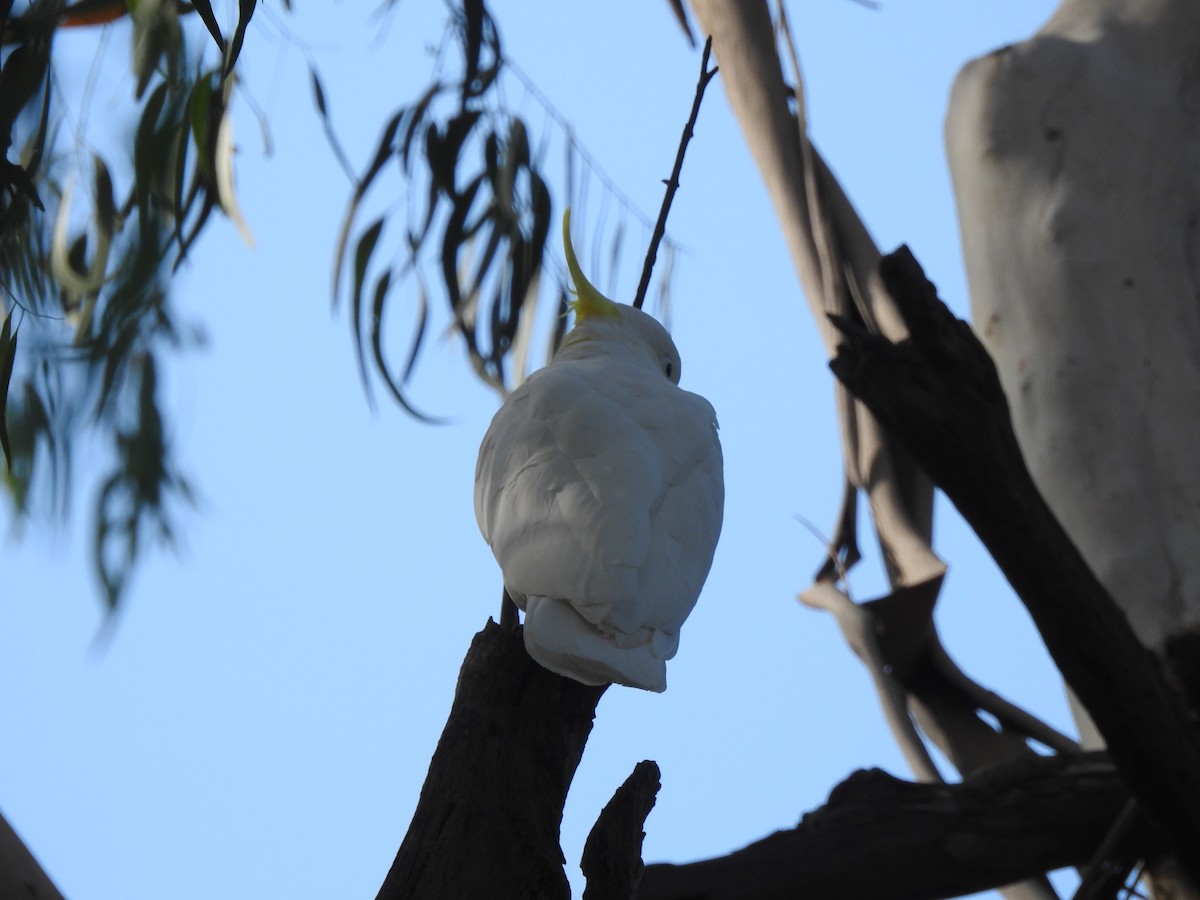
562, 208, 620, 321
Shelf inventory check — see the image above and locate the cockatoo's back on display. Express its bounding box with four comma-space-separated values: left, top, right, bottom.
473, 212, 724, 692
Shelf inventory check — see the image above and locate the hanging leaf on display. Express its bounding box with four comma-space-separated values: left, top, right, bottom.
332, 109, 404, 306
440, 173, 485, 316
188, 72, 218, 181
224, 0, 257, 79
310, 66, 329, 118
133, 80, 171, 212
350, 217, 386, 396
49, 177, 94, 299
461, 0, 484, 99
0, 41, 50, 137
369, 269, 441, 422
189, 0, 227, 55
0, 310, 17, 470
402, 273, 431, 385
214, 104, 254, 246
130, 0, 182, 99
425, 110, 482, 200
319, 0, 662, 416
497, 118, 528, 218
399, 84, 441, 174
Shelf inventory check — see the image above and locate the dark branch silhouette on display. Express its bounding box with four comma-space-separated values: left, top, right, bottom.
829, 246, 1200, 881
639, 753, 1136, 900
634, 36, 718, 310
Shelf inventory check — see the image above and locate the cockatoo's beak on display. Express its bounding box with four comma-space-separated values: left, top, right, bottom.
563, 209, 620, 321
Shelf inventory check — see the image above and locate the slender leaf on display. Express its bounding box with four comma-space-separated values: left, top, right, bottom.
402, 273, 430, 384
331, 109, 404, 306
310, 65, 328, 118
188, 72, 217, 181
464, 219, 504, 321
399, 83, 441, 173
369, 269, 440, 422
309, 64, 353, 179
440, 174, 484, 316
350, 217, 386, 397
93, 155, 117, 238
189, 0, 227, 54
96, 321, 139, 417
0, 311, 16, 469
0, 41, 50, 135
133, 81, 170, 213
94, 473, 124, 609
425, 111, 483, 199
224, 0, 257, 79
214, 106, 254, 246
462, 0, 483, 99
528, 170, 551, 265
498, 118, 528, 218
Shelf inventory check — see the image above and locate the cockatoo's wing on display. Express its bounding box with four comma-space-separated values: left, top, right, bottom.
475, 354, 723, 691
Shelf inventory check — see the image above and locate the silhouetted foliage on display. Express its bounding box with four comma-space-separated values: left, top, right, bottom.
0, 1, 675, 608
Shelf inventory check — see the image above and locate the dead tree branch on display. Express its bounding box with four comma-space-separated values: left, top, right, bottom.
828, 245, 1200, 881
583, 760, 661, 900
639, 752, 1136, 900
376, 620, 607, 900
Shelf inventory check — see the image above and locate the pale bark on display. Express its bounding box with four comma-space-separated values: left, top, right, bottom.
945, 0, 1200, 747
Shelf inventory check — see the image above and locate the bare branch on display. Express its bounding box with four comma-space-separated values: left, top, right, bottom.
639, 753, 1135, 900
633, 36, 718, 310
829, 246, 1200, 880
582, 760, 661, 900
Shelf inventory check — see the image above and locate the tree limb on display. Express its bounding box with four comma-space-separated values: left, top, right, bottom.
638, 753, 1134, 900
828, 245, 1200, 881
583, 760, 661, 900
376, 619, 606, 900
0, 811, 64, 900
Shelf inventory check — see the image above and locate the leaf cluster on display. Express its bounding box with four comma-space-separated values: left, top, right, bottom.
329, 0, 563, 414
1, 0, 675, 611
0, 0, 256, 608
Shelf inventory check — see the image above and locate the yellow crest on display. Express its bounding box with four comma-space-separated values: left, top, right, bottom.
563, 209, 620, 321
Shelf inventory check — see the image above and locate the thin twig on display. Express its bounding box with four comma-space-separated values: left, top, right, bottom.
634, 35, 718, 310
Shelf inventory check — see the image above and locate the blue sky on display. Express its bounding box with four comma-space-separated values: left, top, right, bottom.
2, 2, 1066, 898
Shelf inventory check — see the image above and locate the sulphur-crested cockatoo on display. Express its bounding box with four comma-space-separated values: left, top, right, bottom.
474, 210, 724, 692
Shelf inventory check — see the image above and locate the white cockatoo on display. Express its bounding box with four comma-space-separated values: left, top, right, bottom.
473, 210, 724, 692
